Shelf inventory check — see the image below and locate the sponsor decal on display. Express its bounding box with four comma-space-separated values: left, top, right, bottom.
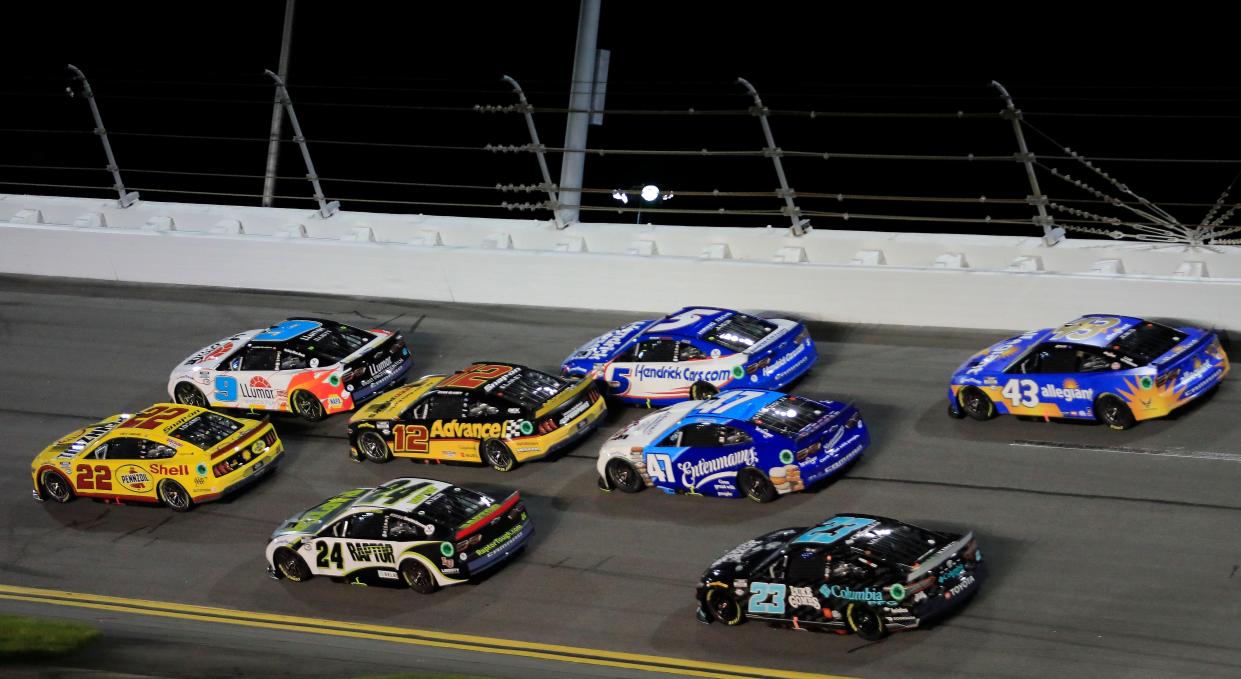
442, 568, 461, 575
115, 464, 152, 492
61, 422, 122, 451
1041, 382, 1094, 402
819, 584, 900, 606
558, 400, 589, 425
377, 570, 398, 580
939, 563, 965, 584
1138, 375, 1154, 389
631, 365, 738, 383
572, 321, 648, 360
441, 556, 455, 569
966, 330, 1041, 375
945, 574, 976, 599
346, 542, 395, 564
241, 376, 276, 400
440, 542, 455, 557
368, 356, 395, 377
678, 448, 760, 489
779, 449, 794, 464
428, 420, 506, 439
328, 396, 343, 408
475, 524, 526, 557
760, 343, 806, 378
787, 586, 820, 608
149, 463, 190, 476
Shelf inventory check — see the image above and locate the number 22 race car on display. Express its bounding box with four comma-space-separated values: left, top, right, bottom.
949, 314, 1228, 429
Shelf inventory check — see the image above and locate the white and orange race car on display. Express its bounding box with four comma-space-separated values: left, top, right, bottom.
167, 318, 412, 421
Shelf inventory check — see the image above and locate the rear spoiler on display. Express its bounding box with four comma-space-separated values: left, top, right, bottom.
907, 531, 973, 582
455, 491, 522, 541
794, 401, 854, 442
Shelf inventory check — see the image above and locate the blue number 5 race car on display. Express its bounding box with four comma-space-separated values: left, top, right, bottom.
596, 389, 867, 502
562, 307, 816, 406
948, 314, 1229, 429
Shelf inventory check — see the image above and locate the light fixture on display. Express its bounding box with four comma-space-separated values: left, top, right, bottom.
640, 184, 660, 202
611, 190, 629, 205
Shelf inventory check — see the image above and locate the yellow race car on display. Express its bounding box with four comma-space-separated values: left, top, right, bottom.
31, 403, 283, 512
348, 362, 606, 471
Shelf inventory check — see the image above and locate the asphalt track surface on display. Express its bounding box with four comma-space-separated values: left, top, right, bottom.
1, 275, 1239, 678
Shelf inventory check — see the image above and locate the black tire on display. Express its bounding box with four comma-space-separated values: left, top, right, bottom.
1095, 394, 1136, 430
689, 381, 718, 401
158, 479, 193, 512
481, 439, 517, 472
958, 386, 995, 421
947, 399, 966, 419
737, 467, 777, 503
704, 587, 745, 626
291, 390, 326, 422
357, 431, 392, 463
401, 559, 440, 594
174, 382, 210, 408
606, 458, 644, 493
274, 548, 312, 582
41, 469, 75, 503
847, 603, 887, 641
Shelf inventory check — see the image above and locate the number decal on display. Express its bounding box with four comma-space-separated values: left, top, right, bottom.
610, 366, 632, 394
372, 480, 422, 505
798, 516, 876, 545
646, 308, 719, 334
213, 375, 238, 402
694, 389, 765, 414
315, 542, 345, 570
124, 405, 190, 430
1002, 378, 1039, 407
644, 453, 675, 484
74, 464, 113, 492
747, 582, 787, 615
438, 364, 514, 390
1051, 317, 1122, 342
392, 424, 429, 453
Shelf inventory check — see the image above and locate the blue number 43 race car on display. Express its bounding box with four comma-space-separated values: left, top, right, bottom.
562, 307, 816, 406
949, 314, 1229, 429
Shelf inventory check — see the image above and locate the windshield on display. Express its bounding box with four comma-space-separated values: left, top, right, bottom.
1112, 321, 1186, 365
751, 396, 828, 438
169, 412, 243, 449
702, 313, 777, 352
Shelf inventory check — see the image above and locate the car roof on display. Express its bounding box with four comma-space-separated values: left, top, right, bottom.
251, 319, 324, 343
639, 307, 737, 339
432, 362, 539, 394
348, 478, 453, 514
108, 404, 215, 439
685, 389, 785, 424
1047, 314, 1146, 349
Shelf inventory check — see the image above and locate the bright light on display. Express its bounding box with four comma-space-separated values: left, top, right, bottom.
611, 190, 629, 205
640, 185, 660, 202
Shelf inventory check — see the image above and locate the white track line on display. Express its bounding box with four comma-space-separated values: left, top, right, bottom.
1011, 439, 1241, 463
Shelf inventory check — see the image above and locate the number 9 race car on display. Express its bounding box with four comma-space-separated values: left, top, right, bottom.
696, 514, 984, 640
265, 477, 532, 593
948, 314, 1229, 429
597, 389, 867, 502
561, 307, 816, 406
167, 317, 412, 422
31, 404, 283, 512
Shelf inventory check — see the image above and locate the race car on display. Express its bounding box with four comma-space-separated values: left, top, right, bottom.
265, 477, 532, 593
597, 388, 867, 502
348, 362, 606, 471
31, 403, 283, 512
561, 306, 816, 406
696, 514, 984, 640
167, 317, 412, 422
948, 314, 1229, 429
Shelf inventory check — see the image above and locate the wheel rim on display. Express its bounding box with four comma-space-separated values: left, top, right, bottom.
293, 391, 322, 418
162, 482, 189, 510
610, 462, 635, 488
707, 589, 739, 623
176, 383, 207, 407
406, 563, 431, 589
279, 551, 303, 579
360, 433, 389, 462
486, 441, 513, 470
965, 392, 985, 414
743, 471, 766, 500
43, 472, 70, 502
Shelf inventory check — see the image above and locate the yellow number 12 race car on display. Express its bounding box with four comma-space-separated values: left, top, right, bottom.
31, 404, 283, 512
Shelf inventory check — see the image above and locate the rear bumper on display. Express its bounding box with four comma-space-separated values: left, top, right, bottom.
464, 522, 534, 577
196, 446, 284, 503
909, 562, 986, 625
351, 358, 414, 405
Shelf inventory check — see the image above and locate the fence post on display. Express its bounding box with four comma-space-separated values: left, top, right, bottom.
502, 75, 563, 228
66, 65, 138, 208
262, 0, 297, 207
991, 80, 1064, 246
264, 69, 338, 218
737, 78, 807, 236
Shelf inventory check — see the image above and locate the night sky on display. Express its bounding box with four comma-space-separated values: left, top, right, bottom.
4, 3, 1240, 238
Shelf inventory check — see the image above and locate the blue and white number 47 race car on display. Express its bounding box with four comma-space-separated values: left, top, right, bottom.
596, 389, 868, 502
562, 307, 817, 406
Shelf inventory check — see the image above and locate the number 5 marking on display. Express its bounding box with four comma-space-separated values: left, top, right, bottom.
1002, 378, 1039, 407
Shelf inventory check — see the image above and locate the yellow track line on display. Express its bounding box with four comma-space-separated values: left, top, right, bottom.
0, 584, 854, 679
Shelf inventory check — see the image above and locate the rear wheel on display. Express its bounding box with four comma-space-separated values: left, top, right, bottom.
291, 390, 326, 422
737, 467, 777, 503
958, 387, 995, 421
482, 439, 516, 472
705, 586, 744, 626
174, 382, 210, 408
158, 479, 193, 512
357, 431, 392, 463
690, 381, 718, 401
41, 470, 74, 503
1095, 394, 1136, 430
846, 603, 887, 641
275, 548, 311, 582
606, 458, 644, 493
401, 559, 439, 594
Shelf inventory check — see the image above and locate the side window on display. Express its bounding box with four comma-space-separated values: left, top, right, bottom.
408, 393, 467, 421
676, 342, 706, 361
465, 396, 500, 419
95, 437, 145, 460
387, 515, 426, 541
786, 548, 827, 584
1077, 348, 1117, 373
346, 512, 385, 540
676, 422, 724, 447
279, 350, 309, 370
241, 346, 278, 371
1014, 344, 1077, 374
633, 339, 677, 362
613, 343, 637, 362
719, 425, 752, 446
138, 441, 176, 460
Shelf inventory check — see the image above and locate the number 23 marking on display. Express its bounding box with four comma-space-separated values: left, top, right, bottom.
1002, 378, 1039, 407
748, 582, 787, 614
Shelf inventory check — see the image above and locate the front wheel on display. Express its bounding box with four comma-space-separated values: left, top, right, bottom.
846, 603, 887, 641
274, 548, 312, 582
174, 382, 210, 408
606, 458, 644, 493
704, 586, 745, 626
41, 470, 75, 503
158, 479, 194, 512
357, 431, 392, 463
290, 389, 326, 423
689, 381, 718, 401
401, 559, 439, 594
1095, 394, 1136, 430
958, 386, 995, 421
482, 439, 517, 472
737, 467, 777, 503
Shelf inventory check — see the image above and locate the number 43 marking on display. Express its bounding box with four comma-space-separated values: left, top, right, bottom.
1002, 378, 1039, 407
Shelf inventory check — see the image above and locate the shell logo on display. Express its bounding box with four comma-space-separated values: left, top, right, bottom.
1063, 378, 1079, 389
250, 376, 273, 388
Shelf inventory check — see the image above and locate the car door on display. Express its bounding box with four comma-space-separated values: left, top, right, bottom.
783, 546, 834, 626
650, 422, 756, 497
400, 391, 471, 461
213, 344, 281, 409
77, 436, 171, 499
1003, 343, 1093, 417
745, 550, 789, 622
311, 511, 392, 578
605, 338, 678, 399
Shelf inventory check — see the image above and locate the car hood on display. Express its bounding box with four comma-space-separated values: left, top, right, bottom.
349, 375, 444, 423
270, 487, 370, 539
954, 329, 1047, 377
603, 400, 699, 450
177, 330, 261, 370
563, 320, 652, 367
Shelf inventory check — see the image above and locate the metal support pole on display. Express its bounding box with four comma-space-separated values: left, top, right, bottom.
262, 0, 296, 207
556, 0, 601, 226
265, 70, 338, 218
66, 64, 138, 208
737, 78, 807, 236
991, 80, 1064, 246
502, 75, 563, 228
